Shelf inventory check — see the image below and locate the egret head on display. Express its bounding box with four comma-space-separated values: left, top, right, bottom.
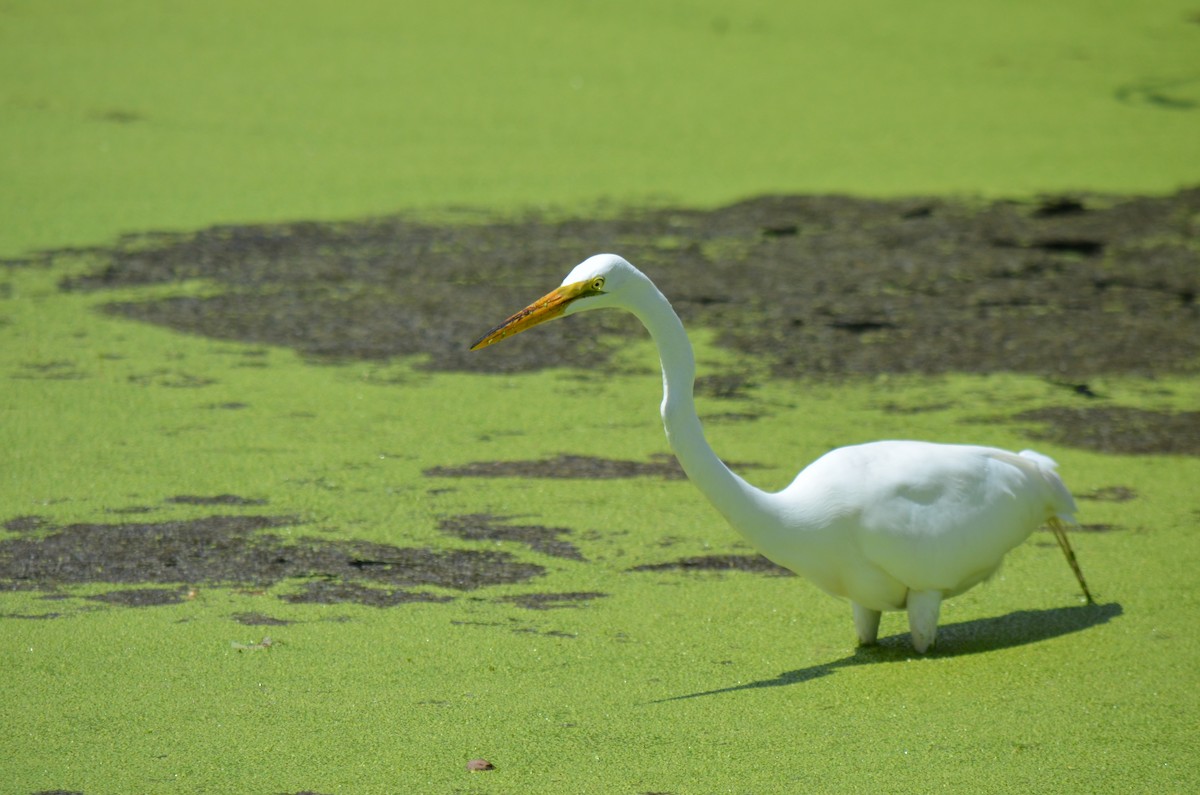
470, 254, 642, 350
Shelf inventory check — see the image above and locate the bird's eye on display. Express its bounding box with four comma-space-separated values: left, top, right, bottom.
591, 277, 605, 291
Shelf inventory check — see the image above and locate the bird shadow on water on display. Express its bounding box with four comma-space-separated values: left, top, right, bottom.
653, 601, 1122, 703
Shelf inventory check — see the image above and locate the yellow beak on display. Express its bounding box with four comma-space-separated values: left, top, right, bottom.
470, 279, 598, 351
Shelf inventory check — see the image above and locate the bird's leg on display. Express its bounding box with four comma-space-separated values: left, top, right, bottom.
1047, 517, 1095, 604
906, 590, 943, 653
853, 603, 881, 646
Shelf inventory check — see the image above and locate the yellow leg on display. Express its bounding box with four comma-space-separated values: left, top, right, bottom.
1048, 516, 1095, 604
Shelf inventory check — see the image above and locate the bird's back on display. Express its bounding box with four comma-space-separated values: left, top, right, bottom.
768, 441, 1073, 607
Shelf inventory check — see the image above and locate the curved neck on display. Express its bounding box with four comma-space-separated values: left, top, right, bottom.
628, 287, 768, 532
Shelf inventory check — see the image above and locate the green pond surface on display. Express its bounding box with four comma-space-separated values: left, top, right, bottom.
2, 2, 1199, 793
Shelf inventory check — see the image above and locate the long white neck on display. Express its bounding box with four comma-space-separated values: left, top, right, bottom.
626, 285, 771, 533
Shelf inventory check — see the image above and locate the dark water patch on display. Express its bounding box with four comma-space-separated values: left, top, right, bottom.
280, 581, 454, 607
166, 494, 268, 506
1035, 524, 1120, 543
830, 318, 897, 334
127, 369, 216, 388
1015, 406, 1200, 455
105, 505, 156, 515
704, 411, 766, 423
695, 372, 758, 400
91, 107, 144, 124
12, 361, 87, 381
1077, 485, 1138, 502
46, 187, 1200, 380
0, 514, 301, 586
1053, 381, 1103, 399
14, 361, 88, 380
1032, 197, 1088, 218
880, 401, 952, 414
993, 238, 1105, 258
1029, 239, 1105, 257
1114, 77, 1200, 111
426, 453, 687, 480
87, 587, 189, 607
4, 515, 53, 532
630, 554, 795, 576
1, 612, 63, 619
439, 514, 584, 560
900, 204, 936, 219
232, 611, 295, 626
0, 514, 545, 601
499, 591, 607, 610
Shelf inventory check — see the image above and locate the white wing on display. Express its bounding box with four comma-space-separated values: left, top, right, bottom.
775, 441, 1068, 604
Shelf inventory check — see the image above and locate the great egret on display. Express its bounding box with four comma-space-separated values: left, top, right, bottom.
471, 254, 1094, 652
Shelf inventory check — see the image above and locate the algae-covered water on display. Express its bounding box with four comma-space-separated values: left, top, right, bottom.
3, 2, 1199, 793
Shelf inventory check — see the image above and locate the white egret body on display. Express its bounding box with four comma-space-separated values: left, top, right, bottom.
471, 254, 1093, 652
